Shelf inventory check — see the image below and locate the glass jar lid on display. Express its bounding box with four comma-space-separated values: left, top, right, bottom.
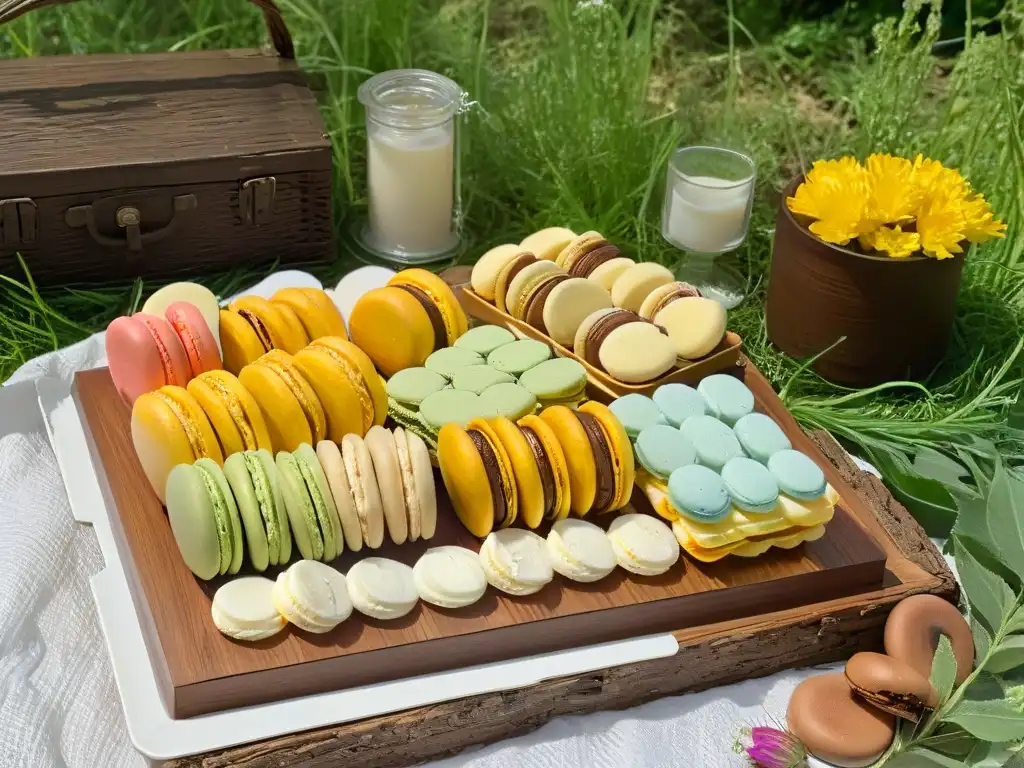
358, 69, 463, 129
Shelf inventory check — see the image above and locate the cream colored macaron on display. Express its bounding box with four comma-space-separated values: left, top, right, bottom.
607, 513, 680, 576
272, 560, 353, 634
598, 321, 676, 383
317, 440, 363, 552
413, 546, 488, 608
547, 519, 616, 583
541, 277, 614, 347
588, 256, 635, 291
504, 260, 565, 319
212, 576, 286, 642
610, 262, 675, 312
520, 227, 577, 261
479, 529, 553, 596
347, 557, 419, 620
471, 244, 522, 300
654, 296, 727, 359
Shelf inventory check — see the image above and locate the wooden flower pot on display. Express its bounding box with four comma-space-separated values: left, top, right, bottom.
766, 178, 965, 387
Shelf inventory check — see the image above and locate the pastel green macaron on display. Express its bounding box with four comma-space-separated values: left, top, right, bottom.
420, 388, 497, 431
294, 443, 342, 561
720, 456, 780, 513
609, 393, 666, 439
652, 383, 706, 428
733, 412, 791, 464
517, 357, 587, 407
166, 458, 243, 580
487, 339, 551, 375
478, 382, 537, 420
768, 449, 828, 500
276, 450, 325, 561
223, 452, 271, 571
667, 463, 731, 522
387, 367, 449, 406
697, 374, 755, 425
449, 364, 515, 394
635, 424, 696, 480
425, 347, 484, 377
454, 324, 516, 355
680, 414, 744, 473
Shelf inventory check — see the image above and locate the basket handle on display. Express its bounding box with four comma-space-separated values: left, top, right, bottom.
0, 0, 295, 59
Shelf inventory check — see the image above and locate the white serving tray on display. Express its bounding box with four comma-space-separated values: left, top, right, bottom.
28, 352, 679, 762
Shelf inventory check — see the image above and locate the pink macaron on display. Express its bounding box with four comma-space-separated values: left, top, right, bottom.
105, 314, 191, 405
165, 301, 222, 378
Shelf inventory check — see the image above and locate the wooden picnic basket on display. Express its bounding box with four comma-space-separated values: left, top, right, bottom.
0, 0, 334, 286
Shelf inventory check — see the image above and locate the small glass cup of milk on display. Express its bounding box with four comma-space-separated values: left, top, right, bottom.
357, 69, 464, 263
660, 146, 755, 309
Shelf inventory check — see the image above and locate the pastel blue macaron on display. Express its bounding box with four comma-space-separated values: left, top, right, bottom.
652, 383, 707, 427
697, 374, 755, 425
609, 393, 666, 439
768, 449, 827, 500
733, 412, 791, 464
635, 424, 696, 480
720, 457, 780, 514
668, 464, 732, 523
679, 414, 744, 473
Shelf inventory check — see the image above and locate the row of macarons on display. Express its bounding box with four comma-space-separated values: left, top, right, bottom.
436, 403, 634, 539
212, 513, 684, 643
167, 426, 436, 581
132, 337, 388, 502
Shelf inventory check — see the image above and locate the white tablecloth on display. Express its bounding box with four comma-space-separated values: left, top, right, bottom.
0, 325, 926, 768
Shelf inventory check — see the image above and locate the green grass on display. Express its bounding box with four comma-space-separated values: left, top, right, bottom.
2, 0, 1023, 479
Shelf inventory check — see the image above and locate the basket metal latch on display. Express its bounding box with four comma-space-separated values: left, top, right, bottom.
239, 177, 277, 226
0, 197, 37, 246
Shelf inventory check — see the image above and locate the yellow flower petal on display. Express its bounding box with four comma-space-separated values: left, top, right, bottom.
960, 194, 1007, 243
864, 153, 922, 226
809, 217, 861, 246
866, 225, 921, 258
917, 190, 966, 260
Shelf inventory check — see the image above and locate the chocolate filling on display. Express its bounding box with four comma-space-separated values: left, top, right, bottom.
520, 426, 555, 519
575, 412, 615, 513
652, 283, 702, 318
583, 310, 643, 367
524, 273, 570, 332
849, 687, 927, 722
237, 309, 273, 352
495, 253, 537, 309
469, 429, 507, 526
569, 243, 620, 278
395, 284, 446, 351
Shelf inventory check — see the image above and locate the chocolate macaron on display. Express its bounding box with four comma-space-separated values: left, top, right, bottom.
522, 273, 571, 332
568, 243, 622, 278
787, 673, 896, 768
638, 281, 703, 320
845, 652, 938, 722
572, 308, 645, 367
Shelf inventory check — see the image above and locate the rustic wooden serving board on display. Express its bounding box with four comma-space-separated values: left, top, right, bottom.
73, 355, 888, 726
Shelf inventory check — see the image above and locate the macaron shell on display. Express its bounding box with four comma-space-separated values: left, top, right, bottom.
697, 374, 755, 424
554, 231, 605, 270
610, 262, 674, 312
307, 336, 388, 430
478, 382, 537, 420
333, 266, 396, 328
504, 261, 563, 319
239, 360, 313, 452
425, 347, 484, 377
579, 401, 635, 512
317, 440, 363, 552
733, 412, 792, 463
453, 325, 517, 355
413, 546, 487, 608
520, 227, 577, 261
292, 346, 366, 440
513, 270, 565, 322
654, 296, 727, 359
165, 462, 222, 580
518, 413, 572, 521
140, 281, 222, 356
407, 430, 437, 539
106, 314, 191, 405
349, 286, 436, 377
341, 434, 386, 548
608, 393, 666, 438
187, 370, 273, 456
652, 383, 707, 427
196, 457, 244, 575
486, 339, 551, 375
572, 307, 617, 354
469, 418, 519, 528
539, 406, 596, 516
721, 456, 780, 513
389, 268, 468, 344
680, 414, 744, 472
253, 448, 291, 564
541, 277, 614, 347
471, 244, 521, 299
437, 423, 499, 538
230, 295, 309, 354
768, 449, 828, 500
517, 357, 587, 405
296, 443, 343, 561
667, 463, 732, 521
634, 424, 696, 479
276, 450, 323, 561
165, 301, 222, 377
449, 365, 515, 394
587, 256, 635, 291
490, 417, 546, 529
272, 287, 348, 341
420, 388, 494, 430
223, 452, 271, 571
218, 308, 269, 375
364, 426, 409, 545
598, 322, 677, 383
494, 252, 539, 314
386, 367, 449, 405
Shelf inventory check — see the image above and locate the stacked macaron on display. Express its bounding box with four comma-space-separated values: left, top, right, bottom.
609, 376, 839, 563
437, 402, 634, 538
106, 282, 223, 405
386, 325, 587, 450
349, 268, 469, 377
166, 426, 436, 580
219, 287, 348, 374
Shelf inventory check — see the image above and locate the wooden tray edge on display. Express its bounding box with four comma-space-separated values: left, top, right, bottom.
164, 429, 956, 768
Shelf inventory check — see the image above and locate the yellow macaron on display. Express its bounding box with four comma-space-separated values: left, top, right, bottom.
228, 295, 310, 355
388, 268, 468, 345
348, 286, 438, 377
578, 401, 635, 511
271, 287, 348, 342
186, 370, 274, 457
437, 419, 518, 538
489, 417, 545, 529
518, 413, 572, 521
238, 350, 326, 451
293, 337, 386, 439
539, 405, 596, 516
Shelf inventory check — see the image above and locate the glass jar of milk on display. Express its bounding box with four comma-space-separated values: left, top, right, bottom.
358, 69, 464, 263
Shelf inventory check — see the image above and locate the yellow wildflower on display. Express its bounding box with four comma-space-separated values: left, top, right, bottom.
859, 225, 921, 258
911, 154, 968, 200
788, 163, 870, 245
864, 153, 921, 226
960, 193, 1007, 243
805, 156, 866, 186
917, 190, 966, 259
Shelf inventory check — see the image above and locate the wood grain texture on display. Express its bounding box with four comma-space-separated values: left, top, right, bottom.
74, 359, 886, 719
163, 414, 955, 768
